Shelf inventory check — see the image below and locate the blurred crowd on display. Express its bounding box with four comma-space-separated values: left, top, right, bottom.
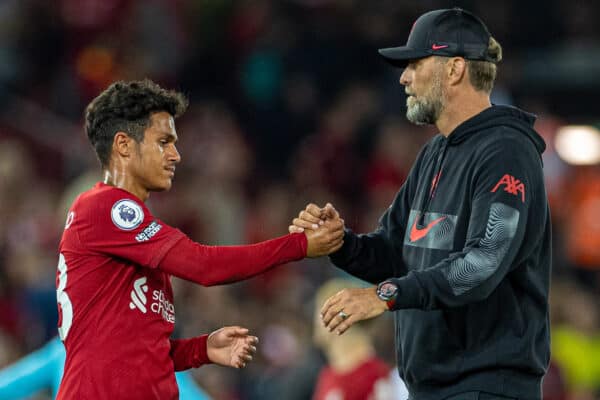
0, 0, 599, 399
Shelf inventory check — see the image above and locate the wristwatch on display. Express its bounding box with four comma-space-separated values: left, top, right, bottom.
376, 280, 399, 310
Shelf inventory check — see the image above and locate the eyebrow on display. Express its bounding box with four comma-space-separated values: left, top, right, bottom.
160, 132, 178, 142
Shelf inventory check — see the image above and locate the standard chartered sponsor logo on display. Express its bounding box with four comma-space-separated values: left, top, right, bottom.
151, 290, 175, 323
129, 276, 175, 323
129, 277, 148, 313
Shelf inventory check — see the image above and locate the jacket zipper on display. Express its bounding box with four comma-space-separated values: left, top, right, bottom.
418, 138, 448, 226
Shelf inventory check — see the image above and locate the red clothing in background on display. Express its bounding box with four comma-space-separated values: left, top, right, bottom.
313, 357, 391, 400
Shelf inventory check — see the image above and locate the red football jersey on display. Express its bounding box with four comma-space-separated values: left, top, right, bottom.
55, 182, 306, 399
56, 183, 189, 399
312, 357, 392, 400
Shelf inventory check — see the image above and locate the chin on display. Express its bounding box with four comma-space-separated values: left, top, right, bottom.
150, 181, 172, 192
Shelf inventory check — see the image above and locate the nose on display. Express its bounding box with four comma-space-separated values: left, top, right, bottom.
169, 144, 181, 164
399, 68, 410, 86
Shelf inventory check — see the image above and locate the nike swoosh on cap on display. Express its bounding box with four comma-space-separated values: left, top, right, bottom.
431, 44, 449, 50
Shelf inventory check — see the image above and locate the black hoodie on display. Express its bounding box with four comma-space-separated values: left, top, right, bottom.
331, 105, 551, 399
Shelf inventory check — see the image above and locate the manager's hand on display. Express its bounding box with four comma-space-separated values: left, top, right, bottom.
321, 287, 388, 335
304, 217, 345, 257
289, 202, 342, 233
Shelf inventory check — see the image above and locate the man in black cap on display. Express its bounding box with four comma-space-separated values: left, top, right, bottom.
291, 8, 551, 400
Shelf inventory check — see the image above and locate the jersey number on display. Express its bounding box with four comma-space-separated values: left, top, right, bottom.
57, 253, 73, 340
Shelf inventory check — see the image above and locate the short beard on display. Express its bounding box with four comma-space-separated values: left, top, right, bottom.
405, 69, 445, 125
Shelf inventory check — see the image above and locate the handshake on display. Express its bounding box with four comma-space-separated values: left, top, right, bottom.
289, 204, 388, 335
289, 203, 346, 258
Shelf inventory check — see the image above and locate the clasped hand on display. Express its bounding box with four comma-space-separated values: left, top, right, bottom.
289, 203, 345, 257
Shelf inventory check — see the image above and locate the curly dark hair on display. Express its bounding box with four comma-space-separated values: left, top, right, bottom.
85, 79, 188, 167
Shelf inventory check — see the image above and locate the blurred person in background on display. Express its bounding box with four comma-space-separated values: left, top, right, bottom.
550, 281, 600, 399
362, 117, 431, 231
312, 278, 407, 400
0, 336, 212, 399
0, 140, 59, 348
292, 8, 551, 400
561, 165, 600, 289
172, 102, 254, 245
56, 79, 344, 399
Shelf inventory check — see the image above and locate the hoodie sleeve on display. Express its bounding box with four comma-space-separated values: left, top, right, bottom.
329, 146, 428, 283
387, 135, 543, 309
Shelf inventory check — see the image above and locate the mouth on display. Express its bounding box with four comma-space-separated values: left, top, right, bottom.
165, 166, 176, 178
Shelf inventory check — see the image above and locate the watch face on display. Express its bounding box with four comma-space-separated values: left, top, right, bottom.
378, 282, 398, 300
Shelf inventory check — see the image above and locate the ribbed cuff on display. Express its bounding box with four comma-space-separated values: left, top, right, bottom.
195, 334, 212, 367
292, 232, 308, 257
328, 229, 355, 266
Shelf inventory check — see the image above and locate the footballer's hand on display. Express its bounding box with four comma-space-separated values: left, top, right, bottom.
320, 287, 388, 335
304, 216, 345, 257
289, 202, 341, 233
207, 326, 258, 369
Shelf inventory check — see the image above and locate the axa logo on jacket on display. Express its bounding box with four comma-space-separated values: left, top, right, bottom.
491, 174, 525, 203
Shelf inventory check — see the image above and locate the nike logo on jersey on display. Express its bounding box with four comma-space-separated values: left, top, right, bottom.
130, 277, 148, 313
409, 215, 447, 242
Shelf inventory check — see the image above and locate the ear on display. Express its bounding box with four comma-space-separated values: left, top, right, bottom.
113, 132, 133, 159
446, 57, 467, 86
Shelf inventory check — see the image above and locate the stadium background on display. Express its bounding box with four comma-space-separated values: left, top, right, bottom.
0, 0, 599, 398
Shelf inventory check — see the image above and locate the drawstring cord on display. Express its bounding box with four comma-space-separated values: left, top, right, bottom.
418, 138, 448, 226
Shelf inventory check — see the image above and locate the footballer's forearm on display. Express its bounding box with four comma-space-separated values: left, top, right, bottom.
158, 233, 307, 286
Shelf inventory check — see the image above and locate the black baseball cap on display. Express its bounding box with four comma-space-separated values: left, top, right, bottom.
379, 8, 496, 68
